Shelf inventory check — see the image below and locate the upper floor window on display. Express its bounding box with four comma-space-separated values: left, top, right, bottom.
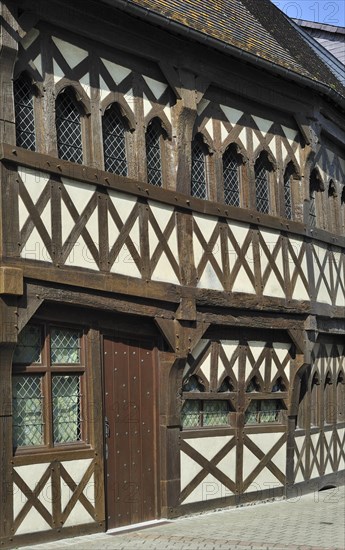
14, 74, 36, 151
102, 103, 127, 176
283, 162, 296, 220
56, 88, 83, 164
223, 144, 241, 207
255, 152, 273, 214
146, 118, 165, 186
12, 323, 87, 452
309, 168, 323, 227
191, 135, 209, 200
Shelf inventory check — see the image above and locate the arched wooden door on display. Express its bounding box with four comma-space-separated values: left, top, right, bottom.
103, 336, 159, 529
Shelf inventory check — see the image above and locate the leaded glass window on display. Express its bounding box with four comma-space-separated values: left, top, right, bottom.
51, 327, 80, 364
255, 153, 271, 214
245, 399, 283, 424
13, 325, 42, 364
13, 375, 44, 447
56, 90, 83, 163
223, 147, 240, 206
191, 138, 208, 199
103, 104, 127, 175
14, 76, 36, 151
181, 400, 199, 428
283, 167, 293, 220
12, 323, 86, 452
181, 400, 229, 428
53, 375, 81, 443
146, 119, 163, 186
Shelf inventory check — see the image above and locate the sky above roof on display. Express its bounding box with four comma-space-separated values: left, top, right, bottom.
271, 0, 345, 25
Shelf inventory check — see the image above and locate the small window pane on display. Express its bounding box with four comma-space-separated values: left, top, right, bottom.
255, 156, 270, 214
284, 171, 292, 219
103, 105, 127, 175
181, 400, 200, 428
56, 92, 83, 163
223, 149, 240, 206
14, 77, 36, 151
13, 325, 41, 364
50, 328, 80, 364
203, 400, 229, 426
52, 375, 81, 443
191, 140, 207, 199
146, 121, 162, 186
13, 375, 44, 447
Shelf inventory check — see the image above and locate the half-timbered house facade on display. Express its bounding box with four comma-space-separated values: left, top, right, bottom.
0, 0, 344, 546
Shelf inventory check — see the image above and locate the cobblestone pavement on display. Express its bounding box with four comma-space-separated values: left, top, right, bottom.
21, 488, 345, 550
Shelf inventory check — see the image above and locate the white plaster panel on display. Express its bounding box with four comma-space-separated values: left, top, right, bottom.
238, 127, 247, 149
252, 116, 272, 137
142, 93, 152, 117
252, 133, 260, 153
151, 253, 180, 285
338, 429, 345, 471
143, 75, 167, 99
273, 343, 291, 381
182, 473, 233, 504
220, 341, 240, 380
180, 451, 203, 491
313, 244, 331, 305
289, 238, 309, 301
242, 445, 261, 480
232, 264, 255, 294
110, 245, 141, 278
18, 195, 29, 231
62, 179, 96, 215
100, 75, 110, 101
60, 459, 93, 511
52, 37, 88, 68
163, 104, 171, 123
188, 436, 231, 462
197, 99, 209, 115
197, 262, 224, 291
79, 73, 91, 97
65, 235, 97, 270
220, 122, 228, 143
19, 166, 49, 205
148, 201, 174, 233
101, 58, 131, 85
282, 126, 297, 147
194, 214, 218, 243
269, 137, 277, 159
245, 467, 283, 491
63, 499, 94, 528
281, 142, 289, 162
205, 119, 214, 140
33, 54, 42, 75
61, 203, 75, 244
191, 339, 209, 361
245, 341, 265, 381
220, 105, 243, 126
216, 443, 236, 480
53, 59, 64, 83
13, 485, 28, 520
41, 203, 52, 238
199, 352, 211, 384
108, 189, 137, 224
21, 227, 51, 262
124, 89, 135, 111
21, 28, 39, 49
16, 507, 51, 535
85, 208, 99, 246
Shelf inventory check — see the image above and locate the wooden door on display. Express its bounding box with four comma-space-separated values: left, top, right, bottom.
103, 337, 158, 529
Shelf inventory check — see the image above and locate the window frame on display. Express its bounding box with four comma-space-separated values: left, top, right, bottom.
222, 145, 242, 207
254, 152, 275, 215
102, 102, 129, 176
145, 117, 166, 187
55, 87, 86, 164
191, 134, 210, 200
12, 322, 89, 456
13, 73, 37, 152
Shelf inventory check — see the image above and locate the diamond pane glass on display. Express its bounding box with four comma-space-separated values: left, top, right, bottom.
56, 93, 83, 163
191, 141, 207, 199
14, 77, 36, 151
50, 328, 80, 364
223, 149, 240, 206
52, 375, 81, 443
103, 105, 127, 175
146, 122, 162, 186
203, 400, 229, 426
13, 325, 41, 364
284, 172, 293, 219
181, 400, 200, 428
13, 375, 44, 447
245, 400, 282, 424
255, 157, 270, 214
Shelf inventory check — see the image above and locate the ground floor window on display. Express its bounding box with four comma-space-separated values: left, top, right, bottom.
181, 399, 230, 428
12, 323, 87, 452
244, 399, 285, 424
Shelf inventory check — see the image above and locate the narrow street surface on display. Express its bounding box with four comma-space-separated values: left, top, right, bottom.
20, 488, 345, 550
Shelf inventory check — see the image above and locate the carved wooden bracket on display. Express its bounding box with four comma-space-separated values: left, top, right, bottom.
155, 315, 210, 357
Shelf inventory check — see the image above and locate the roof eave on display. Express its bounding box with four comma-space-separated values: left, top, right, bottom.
100, 0, 345, 109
